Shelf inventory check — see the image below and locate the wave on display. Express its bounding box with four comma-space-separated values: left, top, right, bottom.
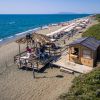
0, 27, 42, 44
8, 21, 16, 25
0, 39, 3, 42
15, 27, 41, 36
7, 36, 14, 39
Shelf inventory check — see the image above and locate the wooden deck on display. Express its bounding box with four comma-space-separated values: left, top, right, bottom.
52, 55, 93, 74
14, 47, 62, 72
29, 56, 55, 71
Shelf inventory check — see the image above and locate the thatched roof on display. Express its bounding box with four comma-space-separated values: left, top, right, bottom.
16, 37, 27, 44
16, 33, 52, 45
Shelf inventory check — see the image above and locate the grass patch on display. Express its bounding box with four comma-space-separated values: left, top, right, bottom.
82, 14, 100, 40
59, 67, 100, 100
95, 14, 100, 22
82, 23, 100, 40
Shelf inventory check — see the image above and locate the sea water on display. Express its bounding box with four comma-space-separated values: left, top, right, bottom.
0, 14, 90, 41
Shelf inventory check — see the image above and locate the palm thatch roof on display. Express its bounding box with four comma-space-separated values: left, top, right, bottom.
16, 33, 52, 45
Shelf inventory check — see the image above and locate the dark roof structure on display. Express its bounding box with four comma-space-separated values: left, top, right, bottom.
98, 41, 100, 45
69, 37, 100, 51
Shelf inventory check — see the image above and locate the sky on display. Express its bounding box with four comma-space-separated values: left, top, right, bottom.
0, 0, 100, 14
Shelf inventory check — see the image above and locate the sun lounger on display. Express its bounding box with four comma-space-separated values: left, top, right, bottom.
20, 53, 31, 59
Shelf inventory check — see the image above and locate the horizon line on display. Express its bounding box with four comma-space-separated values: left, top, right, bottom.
0, 13, 94, 15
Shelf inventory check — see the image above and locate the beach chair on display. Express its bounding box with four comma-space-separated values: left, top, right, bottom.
19, 53, 31, 65
20, 53, 31, 59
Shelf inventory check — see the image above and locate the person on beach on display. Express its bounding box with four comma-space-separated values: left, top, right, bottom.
26, 46, 32, 53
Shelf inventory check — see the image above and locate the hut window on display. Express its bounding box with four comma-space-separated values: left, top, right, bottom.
83, 49, 91, 59
71, 47, 79, 55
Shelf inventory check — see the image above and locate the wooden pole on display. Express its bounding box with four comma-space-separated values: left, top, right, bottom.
19, 43, 21, 55
69, 47, 70, 61
49, 45, 50, 55
60, 49, 62, 55
27, 39, 28, 47
25, 59, 28, 71
36, 60, 39, 71
31, 63, 35, 78
36, 42, 39, 71
54, 49, 55, 56
18, 43, 21, 69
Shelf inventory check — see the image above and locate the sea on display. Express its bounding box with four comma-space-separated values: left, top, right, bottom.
0, 14, 90, 42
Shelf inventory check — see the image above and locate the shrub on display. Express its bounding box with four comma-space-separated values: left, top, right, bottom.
59, 67, 100, 100
96, 89, 100, 97
95, 14, 100, 22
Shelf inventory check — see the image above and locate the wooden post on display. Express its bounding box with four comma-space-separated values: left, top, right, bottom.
54, 49, 55, 56
36, 60, 39, 71
25, 59, 28, 71
69, 47, 70, 61
64, 40, 66, 44
60, 49, 62, 55
19, 43, 21, 55
27, 39, 28, 47
49, 45, 50, 55
18, 43, 21, 69
32, 63, 35, 78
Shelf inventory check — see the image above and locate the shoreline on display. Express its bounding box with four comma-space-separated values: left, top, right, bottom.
0, 15, 92, 47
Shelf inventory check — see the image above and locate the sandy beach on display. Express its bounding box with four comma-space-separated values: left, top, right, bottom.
0, 16, 98, 100
0, 65, 75, 100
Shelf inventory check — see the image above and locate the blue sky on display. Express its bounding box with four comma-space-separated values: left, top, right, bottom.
0, 0, 100, 14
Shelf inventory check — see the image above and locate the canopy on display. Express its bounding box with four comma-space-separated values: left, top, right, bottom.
64, 26, 75, 32
46, 23, 75, 37
16, 33, 52, 45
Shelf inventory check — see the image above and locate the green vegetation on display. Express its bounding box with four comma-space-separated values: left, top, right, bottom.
82, 23, 100, 40
82, 14, 100, 40
59, 67, 100, 100
95, 14, 100, 22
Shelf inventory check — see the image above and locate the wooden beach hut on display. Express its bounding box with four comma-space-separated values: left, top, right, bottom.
67, 37, 100, 67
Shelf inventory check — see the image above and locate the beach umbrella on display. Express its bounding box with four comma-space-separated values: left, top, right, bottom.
32, 33, 52, 45
16, 38, 26, 44
16, 36, 32, 44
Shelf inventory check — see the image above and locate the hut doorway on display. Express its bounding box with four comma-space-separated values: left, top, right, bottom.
71, 47, 79, 57
70, 47, 80, 64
